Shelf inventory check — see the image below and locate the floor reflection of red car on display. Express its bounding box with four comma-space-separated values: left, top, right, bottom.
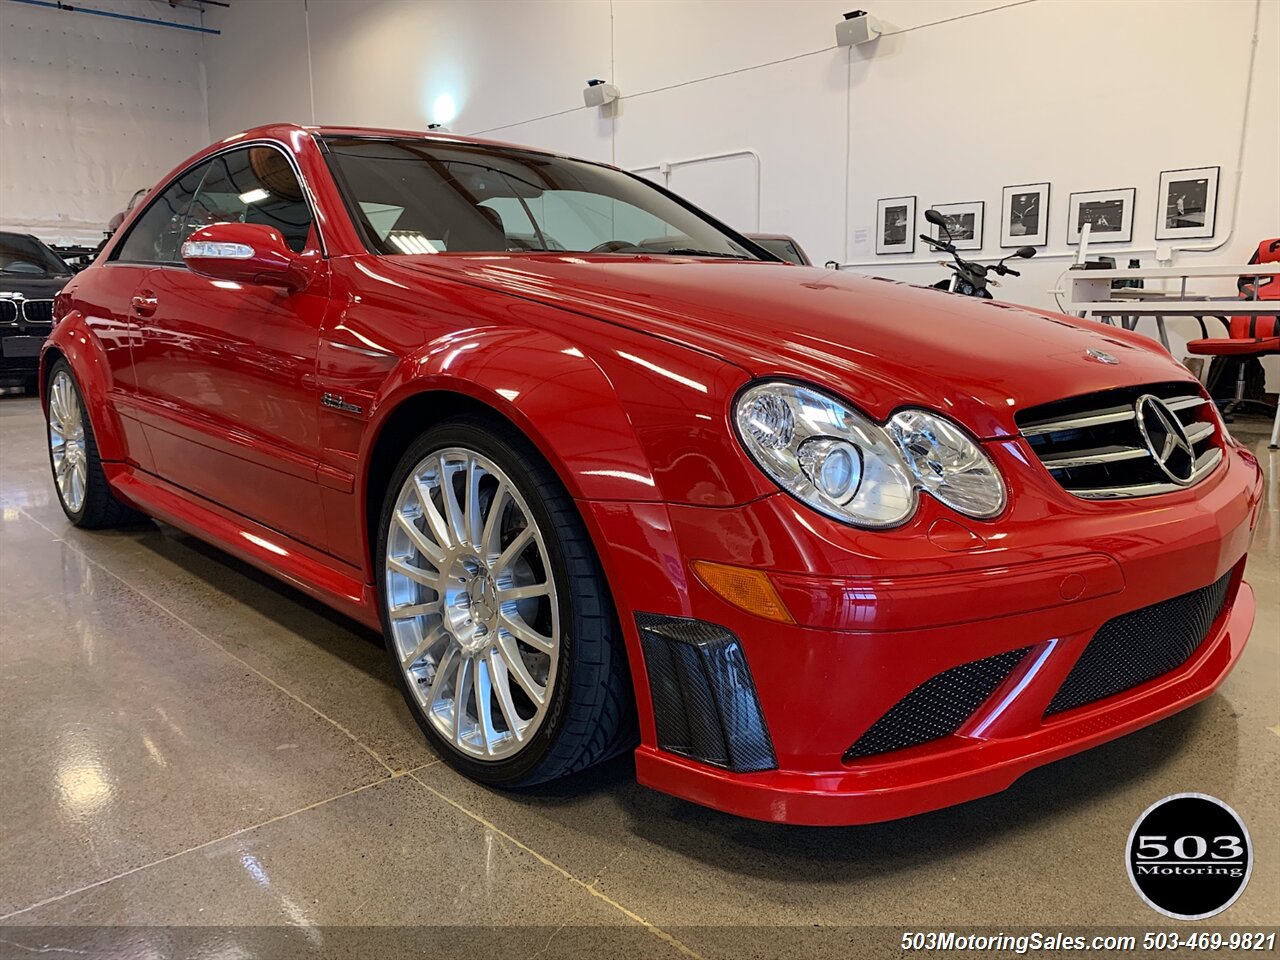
41, 125, 1261, 824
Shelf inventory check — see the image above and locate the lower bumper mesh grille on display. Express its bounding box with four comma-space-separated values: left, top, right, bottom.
1046, 571, 1233, 716
636, 613, 776, 773
844, 647, 1030, 761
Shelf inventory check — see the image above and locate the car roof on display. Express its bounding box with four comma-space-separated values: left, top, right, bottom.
231, 122, 588, 165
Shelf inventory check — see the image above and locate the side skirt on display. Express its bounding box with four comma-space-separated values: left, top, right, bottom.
105, 463, 380, 630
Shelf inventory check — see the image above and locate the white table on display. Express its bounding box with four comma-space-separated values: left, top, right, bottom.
1062, 264, 1280, 350
1061, 264, 1280, 447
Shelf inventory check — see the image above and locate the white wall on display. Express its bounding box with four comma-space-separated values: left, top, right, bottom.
0, 0, 212, 245
202, 0, 1278, 386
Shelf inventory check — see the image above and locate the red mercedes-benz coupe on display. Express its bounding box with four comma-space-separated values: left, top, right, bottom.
41, 125, 1262, 825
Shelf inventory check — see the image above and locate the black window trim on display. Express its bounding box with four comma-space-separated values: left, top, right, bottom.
314, 134, 779, 263
108, 139, 327, 269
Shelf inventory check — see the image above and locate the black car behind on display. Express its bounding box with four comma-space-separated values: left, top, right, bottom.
0, 232, 74, 391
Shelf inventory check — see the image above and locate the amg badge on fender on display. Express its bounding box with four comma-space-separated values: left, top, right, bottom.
321, 391, 364, 415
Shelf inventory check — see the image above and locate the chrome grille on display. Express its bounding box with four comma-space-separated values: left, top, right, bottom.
0, 301, 16, 324
21, 299, 53, 323
1017, 382, 1223, 499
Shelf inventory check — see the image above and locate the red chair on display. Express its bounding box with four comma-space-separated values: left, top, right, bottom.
1186, 238, 1280, 448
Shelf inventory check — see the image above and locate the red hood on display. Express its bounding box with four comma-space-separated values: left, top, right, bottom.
390, 254, 1198, 438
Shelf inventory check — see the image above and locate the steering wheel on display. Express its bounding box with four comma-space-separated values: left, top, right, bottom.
589, 240, 644, 254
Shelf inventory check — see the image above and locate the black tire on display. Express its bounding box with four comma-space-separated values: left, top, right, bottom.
46, 359, 142, 529
375, 414, 635, 786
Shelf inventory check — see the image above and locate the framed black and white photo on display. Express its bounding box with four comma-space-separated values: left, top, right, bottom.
929, 201, 984, 251
1156, 166, 1219, 240
875, 196, 916, 254
1001, 182, 1050, 247
1067, 187, 1136, 244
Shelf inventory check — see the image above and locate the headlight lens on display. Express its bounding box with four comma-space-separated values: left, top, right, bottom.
886, 408, 1006, 518
736, 382, 917, 528
734, 381, 1005, 528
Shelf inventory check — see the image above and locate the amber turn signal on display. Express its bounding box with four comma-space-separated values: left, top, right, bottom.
691, 560, 795, 624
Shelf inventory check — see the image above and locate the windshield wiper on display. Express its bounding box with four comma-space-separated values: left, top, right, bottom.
662, 248, 750, 259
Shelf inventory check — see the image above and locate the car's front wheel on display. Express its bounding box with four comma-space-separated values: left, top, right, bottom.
376, 415, 633, 785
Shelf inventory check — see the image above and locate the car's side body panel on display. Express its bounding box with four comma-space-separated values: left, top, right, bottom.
126, 259, 333, 549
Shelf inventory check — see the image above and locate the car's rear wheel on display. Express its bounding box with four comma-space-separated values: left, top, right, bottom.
46, 360, 141, 528
376, 416, 633, 785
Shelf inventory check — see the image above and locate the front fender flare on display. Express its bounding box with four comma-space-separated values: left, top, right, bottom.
41, 312, 128, 462
357, 322, 659, 504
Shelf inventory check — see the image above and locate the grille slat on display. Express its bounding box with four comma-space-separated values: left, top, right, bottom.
1184, 421, 1214, 444
1021, 405, 1136, 436
1065, 448, 1222, 500
1017, 382, 1222, 499
21, 300, 53, 323
844, 647, 1030, 761
1046, 571, 1233, 715
1043, 444, 1150, 470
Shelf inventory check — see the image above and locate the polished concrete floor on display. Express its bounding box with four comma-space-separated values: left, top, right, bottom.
0, 394, 1276, 958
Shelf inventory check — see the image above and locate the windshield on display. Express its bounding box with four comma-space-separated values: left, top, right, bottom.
0, 234, 71, 277
752, 237, 804, 264
323, 137, 763, 259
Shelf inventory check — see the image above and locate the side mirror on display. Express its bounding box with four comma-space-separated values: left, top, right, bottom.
182, 222, 309, 291
1015, 246, 1036, 259
924, 208, 947, 227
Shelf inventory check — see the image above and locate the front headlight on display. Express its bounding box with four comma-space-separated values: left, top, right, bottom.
886, 408, 1006, 518
734, 381, 1005, 528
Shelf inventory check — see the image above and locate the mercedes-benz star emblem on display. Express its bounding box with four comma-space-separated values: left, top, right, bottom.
1085, 348, 1119, 364
1135, 395, 1196, 484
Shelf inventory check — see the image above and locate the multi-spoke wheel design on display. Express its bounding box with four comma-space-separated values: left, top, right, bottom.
385, 447, 560, 761
48, 369, 88, 514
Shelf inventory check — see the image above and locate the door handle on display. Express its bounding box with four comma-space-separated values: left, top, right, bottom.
131, 292, 158, 317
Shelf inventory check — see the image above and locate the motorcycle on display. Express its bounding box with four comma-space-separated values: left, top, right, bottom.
921, 208, 1035, 299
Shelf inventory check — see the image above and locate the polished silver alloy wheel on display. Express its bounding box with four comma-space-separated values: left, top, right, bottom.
48, 370, 88, 514
385, 447, 560, 760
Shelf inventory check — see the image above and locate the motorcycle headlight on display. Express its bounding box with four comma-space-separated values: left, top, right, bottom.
734, 382, 1005, 528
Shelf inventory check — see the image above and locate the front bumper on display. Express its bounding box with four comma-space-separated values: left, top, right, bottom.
588, 437, 1264, 825
0, 328, 46, 378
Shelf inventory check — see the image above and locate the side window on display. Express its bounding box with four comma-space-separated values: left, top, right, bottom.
187, 147, 314, 254
112, 160, 212, 264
